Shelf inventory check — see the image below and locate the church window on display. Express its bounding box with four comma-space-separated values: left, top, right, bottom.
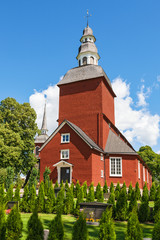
101, 170, 104, 178
90, 56, 94, 64
83, 57, 87, 65
138, 160, 140, 179
61, 149, 69, 159
61, 133, 70, 143
110, 157, 122, 177
143, 166, 145, 181
35, 146, 40, 156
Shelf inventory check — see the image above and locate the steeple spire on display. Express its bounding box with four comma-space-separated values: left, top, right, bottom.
41, 101, 48, 135
85, 10, 91, 27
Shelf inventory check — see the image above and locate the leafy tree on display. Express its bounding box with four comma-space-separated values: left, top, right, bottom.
110, 182, 114, 194
54, 181, 59, 189
97, 188, 104, 202
64, 187, 74, 215
122, 182, 127, 193
60, 180, 64, 188
72, 212, 88, 240
26, 207, 44, 240
0, 184, 5, 205
152, 218, 160, 240
70, 182, 74, 196
28, 184, 37, 212
125, 209, 143, 240
56, 186, 65, 214
37, 181, 45, 212
6, 205, 23, 240
135, 182, 141, 200
65, 180, 69, 191
138, 183, 149, 222
103, 180, 108, 193
43, 167, 51, 195
115, 182, 121, 200
20, 184, 29, 212
5, 166, 14, 191
75, 186, 84, 215
116, 188, 128, 220
86, 182, 95, 202
128, 183, 133, 200
48, 213, 64, 240
28, 167, 38, 191
82, 181, 87, 198
99, 207, 116, 240
0, 203, 6, 240
0, 97, 39, 175
150, 182, 156, 201
138, 145, 160, 182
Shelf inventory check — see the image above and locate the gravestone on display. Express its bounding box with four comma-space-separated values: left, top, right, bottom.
79, 202, 112, 220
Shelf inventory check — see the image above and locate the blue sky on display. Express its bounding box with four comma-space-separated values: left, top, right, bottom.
0, 1, 160, 153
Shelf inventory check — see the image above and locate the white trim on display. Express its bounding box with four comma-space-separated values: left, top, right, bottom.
60, 149, 69, 159
143, 166, 145, 182
100, 153, 104, 161
101, 170, 104, 178
61, 133, 70, 143
138, 160, 140, 179
53, 160, 73, 184
109, 157, 122, 177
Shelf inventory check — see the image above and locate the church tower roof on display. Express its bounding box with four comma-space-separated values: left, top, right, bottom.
76, 24, 100, 66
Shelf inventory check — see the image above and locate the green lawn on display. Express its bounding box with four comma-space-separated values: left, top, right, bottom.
20, 213, 154, 240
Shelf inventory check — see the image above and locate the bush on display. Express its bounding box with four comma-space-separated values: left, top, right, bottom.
103, 180, 108, 194
37, 181, 45, 212
43, 167, 51, 196
13, 184, 20, 202
128, 183, 133, 200
99, 207, 116, 240
138, 183, 149, 223
72, 212, 88, 240
75, 180, 81, 198
0, 203, 6, 240
95, 182, 101, 199
86, 182, 95, 202
82, 181, 88, 198
48, 213, 64, 240
64, 187, 74, 215
28, 167, 38, 191
6, 205, 23, 240
0, 184, 5, 205
0, 168, 7, 185
75, 186, 84, 215
28, 184, 37, 212
107, 192, 116, 218
116, 188, 128, 220
135, 182, 141, 200
56, 186, 65, 214
97, 189, 104, 202
150, 182, 156, 201
115, 182, 121, 200
109, 182, 114, 194
5, 184, 13, 202
125, 209, 143, 240
26, 207, 44, 240
20, 184, 29, 212
152, 219, 160, 240
154, 185, 160, 220
5, 167, 14, 191
45, 181, 55, 213
128, 190, 138, 214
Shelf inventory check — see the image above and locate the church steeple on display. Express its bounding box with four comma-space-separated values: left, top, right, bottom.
41, 101, 48, 135
76, 24, 100, 67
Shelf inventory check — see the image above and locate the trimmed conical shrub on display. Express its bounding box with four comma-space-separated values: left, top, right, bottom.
13, 184, 20, 202
138, 183, 149, 223
128, 190, 138, 214
0, 203, 6, 240
125, 209, 143, 240
99, 207, 116, 240
6, 205, 23, 240
72, 212, 88, 240
103, 180, 108, 194
110, 182, 114, 194
64, 187, 74, 215
45, 181, 55, 213
116, 188, 128, 220
115, 182, 121, 200
86, 182, 95, 202
107, 192, 116, 218
28, 184, 37, 212
20, 184, 29, 212
150, 182, 156, 201
48, 213, 64, 240
75, 186, 84, 215
135, 182, 141, 200
152, 212, 160, 240
26, 207, 44, 240
128, 183, 133, 200
37, 181, 45, 212
82, 181, 87, 198
154, 186, 160, 221
5, 184, 13, 203
75, 180, 81, 198
95, 182, 101, 199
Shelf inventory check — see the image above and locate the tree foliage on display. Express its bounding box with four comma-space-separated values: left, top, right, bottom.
0, 97, 39, 174
48, 213, 64, 240
138, 145, 160, 183
72, 212, 88, 240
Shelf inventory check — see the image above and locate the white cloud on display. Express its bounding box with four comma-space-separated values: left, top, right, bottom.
29, 84, 59, 135
112, 77, 160, 147
137, 85, 151, 107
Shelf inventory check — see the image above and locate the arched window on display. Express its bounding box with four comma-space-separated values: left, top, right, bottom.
35, 146, 40, 156
90, 56, 94, 64
83, 57, 87, 65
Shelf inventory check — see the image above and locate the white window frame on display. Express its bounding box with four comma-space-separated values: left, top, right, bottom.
60, 149, 69, 159
110, 157, 122, 177
61, 133, 70, 143
101, 170, 104, 178
100, 153, 104, 161
143, 166, 145, 182
138, 160, 140, 179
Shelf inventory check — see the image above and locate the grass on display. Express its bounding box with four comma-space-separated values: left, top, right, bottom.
20, 213, 154, 240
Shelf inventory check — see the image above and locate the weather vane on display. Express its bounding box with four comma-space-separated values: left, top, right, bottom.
84, 10, 91, 27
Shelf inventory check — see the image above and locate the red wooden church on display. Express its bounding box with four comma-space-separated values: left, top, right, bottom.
35, 24, 152, 190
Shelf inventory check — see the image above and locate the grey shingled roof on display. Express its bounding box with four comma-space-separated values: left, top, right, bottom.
57, 65, 113, 90
105, 130, 137, 155
66, 120, 103, 152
